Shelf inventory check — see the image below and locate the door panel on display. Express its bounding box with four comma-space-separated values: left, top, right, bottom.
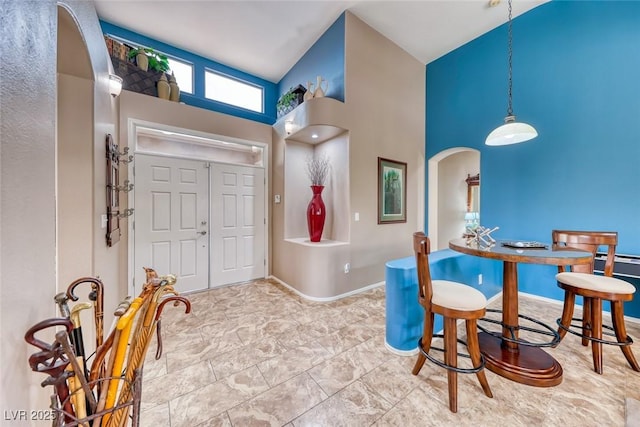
211, 163, 265, 286
134, 154, 209, 293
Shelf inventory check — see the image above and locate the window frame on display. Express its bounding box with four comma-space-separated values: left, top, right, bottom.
204, 68, 265, 114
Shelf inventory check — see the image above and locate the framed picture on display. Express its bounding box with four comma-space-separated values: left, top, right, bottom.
378, 157, 407, 224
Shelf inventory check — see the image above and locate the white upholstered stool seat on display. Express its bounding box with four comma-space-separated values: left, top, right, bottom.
411, 232, 493, 413
556, 272, 636, 294
432, 280, 487, 312
552, 230, 639, 374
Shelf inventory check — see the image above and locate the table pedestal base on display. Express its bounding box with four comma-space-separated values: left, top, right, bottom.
478, 332, 563, 387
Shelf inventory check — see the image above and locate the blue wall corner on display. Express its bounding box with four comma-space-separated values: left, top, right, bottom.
277, 13, 345, 102
425, 1, 640, 300
100, 20, 278, 124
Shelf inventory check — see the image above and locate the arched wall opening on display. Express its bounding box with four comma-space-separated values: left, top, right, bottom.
56, 5, 95, 288
427, 147, 480, 250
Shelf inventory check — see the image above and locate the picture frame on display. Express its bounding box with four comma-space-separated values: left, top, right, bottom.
378, 157, 407, 224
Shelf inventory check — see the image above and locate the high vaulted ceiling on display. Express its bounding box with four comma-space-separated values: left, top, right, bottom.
94, 0, 548, 83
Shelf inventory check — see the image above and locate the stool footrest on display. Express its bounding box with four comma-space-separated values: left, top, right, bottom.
418, 336, 486, 374
557, 317, 635, 347
477, 309, 560, 348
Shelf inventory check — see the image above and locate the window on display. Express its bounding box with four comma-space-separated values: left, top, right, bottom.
167, 58, 193, 94
205, 70, 263, 113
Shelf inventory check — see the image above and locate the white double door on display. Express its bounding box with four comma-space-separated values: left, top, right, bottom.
134, 154, 265, 293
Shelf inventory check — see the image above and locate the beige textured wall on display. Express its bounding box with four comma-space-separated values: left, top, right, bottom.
1, 0, 121, 418
271, 13, 425, 298
344, 12, 425, 288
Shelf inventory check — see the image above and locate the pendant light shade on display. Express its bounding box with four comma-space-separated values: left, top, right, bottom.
486, 0, 537, 146
485, 115, 538, 146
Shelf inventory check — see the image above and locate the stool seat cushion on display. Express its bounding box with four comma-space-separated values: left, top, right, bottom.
556, 272, 636, 294
432, 280, 487, 311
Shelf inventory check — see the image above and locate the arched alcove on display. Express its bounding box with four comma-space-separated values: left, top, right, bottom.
57, 5, 95, 288
428, 147, 480, 250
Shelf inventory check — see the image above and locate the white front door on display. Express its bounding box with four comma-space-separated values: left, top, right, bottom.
211, 163, 265, 287
134, 154, 209, 293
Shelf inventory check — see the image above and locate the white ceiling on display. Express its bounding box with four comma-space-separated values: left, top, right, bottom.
94, 0, 548, 83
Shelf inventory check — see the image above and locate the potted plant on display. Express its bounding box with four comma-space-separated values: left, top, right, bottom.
277, 88, 297, 118
128, 47, 170, 73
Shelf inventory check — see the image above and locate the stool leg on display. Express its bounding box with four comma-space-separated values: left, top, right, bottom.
444, 317, 458, 413
582, 297, 593, 347
556, 290, 575, 344
466, 319, 492, 399
611, 301, 640, 372
412, 311, 434, 375
591, 298, 603, 374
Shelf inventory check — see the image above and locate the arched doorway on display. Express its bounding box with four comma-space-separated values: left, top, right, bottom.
428, 147, 480, 250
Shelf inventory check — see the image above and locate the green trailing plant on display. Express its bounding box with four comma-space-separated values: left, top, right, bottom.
128, 47, 170, 73
277, 88, 297, 111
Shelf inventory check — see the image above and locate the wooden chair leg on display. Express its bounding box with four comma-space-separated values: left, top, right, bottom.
582, 297, 592, 347
444, 317, 458, 413
591, 298, 603, 374
412, 311, 434, 375
611, 301, 640, 372
557, 290, 575, 343
466, 319, 492, 398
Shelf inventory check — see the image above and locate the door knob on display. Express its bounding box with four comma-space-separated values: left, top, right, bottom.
198, 231, 207, 236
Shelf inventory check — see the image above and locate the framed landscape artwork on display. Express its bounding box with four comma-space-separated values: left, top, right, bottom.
378, 157, 407, 224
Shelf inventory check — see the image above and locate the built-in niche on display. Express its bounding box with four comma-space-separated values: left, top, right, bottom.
284, 133, 349, 243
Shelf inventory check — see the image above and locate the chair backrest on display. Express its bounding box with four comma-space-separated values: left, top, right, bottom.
413, 231, 433, 306
552, 230, 617, 276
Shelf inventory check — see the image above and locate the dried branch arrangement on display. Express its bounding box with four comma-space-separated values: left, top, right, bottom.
306, 155, 330, 186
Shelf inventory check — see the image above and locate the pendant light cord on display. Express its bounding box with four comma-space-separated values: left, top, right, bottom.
507, 0, 513, 117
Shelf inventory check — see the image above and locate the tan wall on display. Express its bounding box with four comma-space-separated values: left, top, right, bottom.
1, 0, 121, 417
344, 12, 425, 287
271, 13, 425, 298
57, 73, 94, 287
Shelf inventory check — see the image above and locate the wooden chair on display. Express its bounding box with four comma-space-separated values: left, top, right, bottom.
552, 230, 639, 374
411, 232, 493, 412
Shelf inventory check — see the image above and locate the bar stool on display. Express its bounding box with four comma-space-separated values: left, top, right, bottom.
553, 230, 639, 374
411, 232, 493, 412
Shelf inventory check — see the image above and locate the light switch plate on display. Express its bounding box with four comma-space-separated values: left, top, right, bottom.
274, 194, 281, 204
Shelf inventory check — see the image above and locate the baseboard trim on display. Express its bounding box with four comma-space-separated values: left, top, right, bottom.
269, 275, 384, 302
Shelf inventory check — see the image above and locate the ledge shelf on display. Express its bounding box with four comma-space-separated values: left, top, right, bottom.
274, 97, 348, 144
285, 237, 348, 247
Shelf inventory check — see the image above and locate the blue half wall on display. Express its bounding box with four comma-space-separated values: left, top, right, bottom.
425, 1, 640, 309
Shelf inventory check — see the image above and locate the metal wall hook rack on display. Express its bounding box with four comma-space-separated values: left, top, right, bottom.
117, 147, 134, 164
109, 208, 134, 219
108, 180, 134, 193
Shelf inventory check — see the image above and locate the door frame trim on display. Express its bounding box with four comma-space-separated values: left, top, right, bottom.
126, 118, 269, 296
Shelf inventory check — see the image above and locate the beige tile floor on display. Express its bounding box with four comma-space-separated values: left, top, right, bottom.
139, 279, 640, 427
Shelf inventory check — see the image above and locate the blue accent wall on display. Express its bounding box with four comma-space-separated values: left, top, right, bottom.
426, 1, 640, 311
277, 13, 345, 102
100, 21, 278, 124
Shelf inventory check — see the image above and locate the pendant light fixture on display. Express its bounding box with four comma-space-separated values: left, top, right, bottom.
485, 0, 537, 146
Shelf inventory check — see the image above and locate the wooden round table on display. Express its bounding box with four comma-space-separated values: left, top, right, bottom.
449, 238, 593, 387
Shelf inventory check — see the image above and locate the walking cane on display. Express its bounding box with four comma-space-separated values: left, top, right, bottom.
69, 302, 95, 422
92, 297, 133, 427
25, 318, 75, 423
67, 277, 105, 392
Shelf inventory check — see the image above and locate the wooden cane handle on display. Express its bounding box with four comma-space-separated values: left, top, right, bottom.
25, 318, 73, 352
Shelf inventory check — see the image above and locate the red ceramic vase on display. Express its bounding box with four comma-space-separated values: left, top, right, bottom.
307, 185, 326, 242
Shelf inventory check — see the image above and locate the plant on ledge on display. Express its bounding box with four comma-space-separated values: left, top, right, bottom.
277, 88, 297, 117
128, 47, 170, 73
